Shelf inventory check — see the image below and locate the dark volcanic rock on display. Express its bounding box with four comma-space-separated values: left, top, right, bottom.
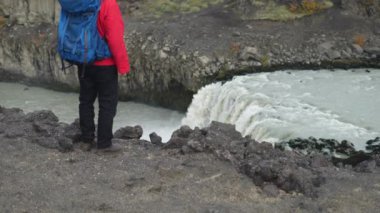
24, 110, 59, 123
0, 106, 25, 122
149, 132, 162, 145
5, 128, 26, 138
58, 137, 74, 152
366, 137, 380, 154
1, 106, 378, 199
277, 137, 380, 167
0, 123, 5, 134
166, 121, 332, 197
262, 184, 279, 197
63, 119, 81, 143
165, 136, 189, 149
171, 125, 193, 138
114, 125, 143, 140
32, 137, 59, 149
0, 106, 75, 152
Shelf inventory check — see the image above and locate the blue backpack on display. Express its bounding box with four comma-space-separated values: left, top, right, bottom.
57, 0, 111, 70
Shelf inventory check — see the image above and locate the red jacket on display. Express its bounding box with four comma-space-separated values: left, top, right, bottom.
94, 0, 130, 75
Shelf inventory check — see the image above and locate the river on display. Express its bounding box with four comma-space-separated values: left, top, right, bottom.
0, 82, 184, 142
183, 68, 380, 150
1, 68, 379, 149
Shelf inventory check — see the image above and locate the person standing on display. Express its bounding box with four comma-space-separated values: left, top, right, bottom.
58, 0, 130, 152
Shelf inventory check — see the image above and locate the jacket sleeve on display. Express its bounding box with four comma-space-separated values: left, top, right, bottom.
103, 0, 130, 75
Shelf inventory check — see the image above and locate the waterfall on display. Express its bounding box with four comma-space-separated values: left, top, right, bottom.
182, 69, 380, 149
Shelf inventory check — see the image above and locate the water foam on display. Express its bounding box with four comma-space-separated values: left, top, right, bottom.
182, 69, 380, 150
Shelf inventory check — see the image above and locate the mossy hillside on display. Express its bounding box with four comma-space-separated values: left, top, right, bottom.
142, 0, 223, 16
235, 0, 334, 21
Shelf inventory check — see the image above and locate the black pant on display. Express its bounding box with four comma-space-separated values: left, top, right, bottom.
78, 65, 118, 149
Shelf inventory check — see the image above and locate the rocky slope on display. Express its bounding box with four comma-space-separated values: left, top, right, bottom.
0, 0, 379, 110
1, 106, 380, 212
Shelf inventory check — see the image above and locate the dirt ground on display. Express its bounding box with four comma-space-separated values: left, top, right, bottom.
1, 136, 380, 212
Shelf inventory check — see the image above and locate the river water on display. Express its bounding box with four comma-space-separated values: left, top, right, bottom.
0, 82, 184, 141
183, 69, 380, 150
1, 68, 379, 149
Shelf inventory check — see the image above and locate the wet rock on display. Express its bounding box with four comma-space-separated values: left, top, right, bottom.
114, 125, 143, 140
276, 137, 357, 158
332, 151, 372, 167
366, 137, 380, 154
149, 132, 162, 145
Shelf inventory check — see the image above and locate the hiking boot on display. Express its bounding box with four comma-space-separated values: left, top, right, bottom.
97, 143, 123, 153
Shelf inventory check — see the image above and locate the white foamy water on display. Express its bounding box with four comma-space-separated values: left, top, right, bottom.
182, 69, 380, 150
0, 82, 184, 141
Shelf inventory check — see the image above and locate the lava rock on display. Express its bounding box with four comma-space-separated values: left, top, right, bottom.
332, 151, 372, 167
171, 125, 193, 138
172, 122, 329, 197
276, 137, 357, 158
63, 119, 81, 143
114, 125, 143, 140
5, 128, 26, 138
366, 137, 380, 154
58, 137, 74, 152
25, 110, 59, 123
180, 145, 193, 154
187, 140, 204, 152
0, 123, 5, 134
149, 132, 162, 145
32, 137, 59, 149
262, 184, 280, 197
164, 137, 188, 149
0, 107, 25, 122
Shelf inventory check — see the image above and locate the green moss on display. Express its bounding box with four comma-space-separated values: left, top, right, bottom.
241, 0, 334, 21
260, 55, 271, 67
143, 0, 223, 16
0, 16, 6, 28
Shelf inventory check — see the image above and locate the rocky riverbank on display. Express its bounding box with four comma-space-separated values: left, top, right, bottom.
1, 1, 379, 111
1, 106, 380, 212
